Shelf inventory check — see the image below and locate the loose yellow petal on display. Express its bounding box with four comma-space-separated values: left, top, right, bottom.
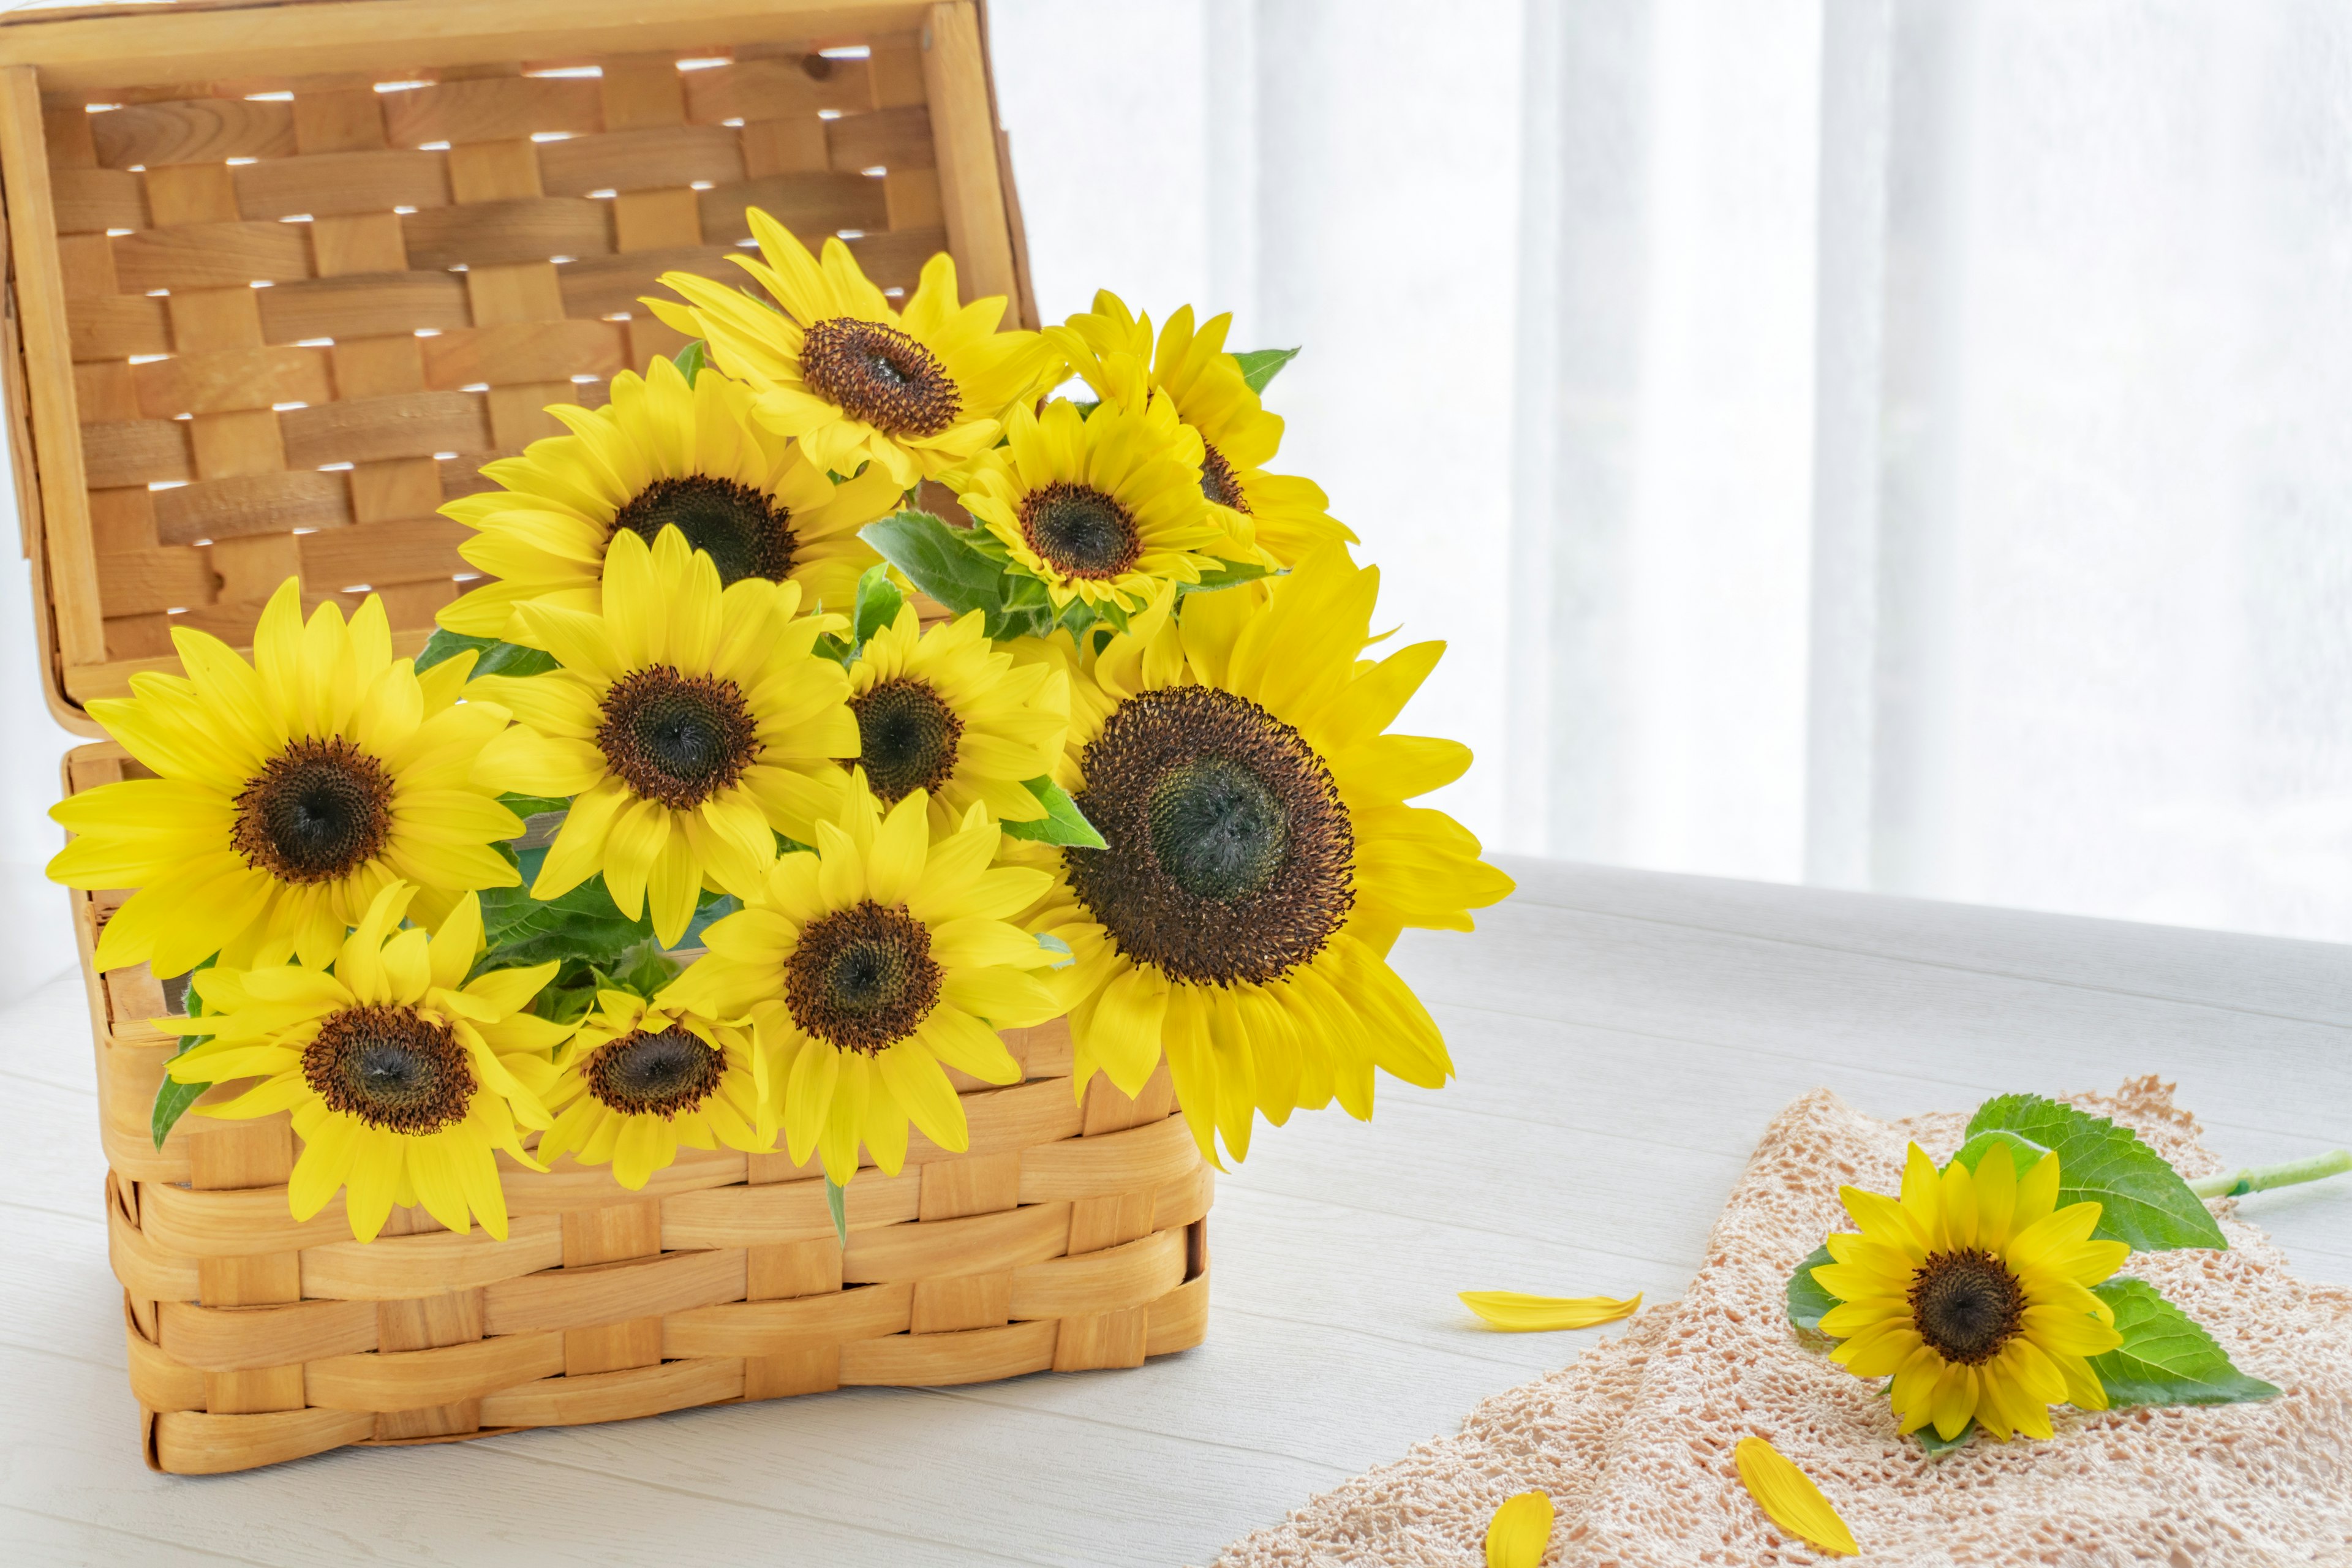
1459, 1291, 1642, 1332
1484, 1490, 1554, 1568
1734, 1438, 1858, 1558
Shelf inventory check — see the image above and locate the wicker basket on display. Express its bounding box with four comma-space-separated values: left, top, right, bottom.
17, 0, 1212, 1476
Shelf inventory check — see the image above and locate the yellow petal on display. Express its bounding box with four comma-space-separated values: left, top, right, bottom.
1458, 1291, 1642, 1332
1733, 1438, 1858, 1558
1483, 1490, 1553, 1568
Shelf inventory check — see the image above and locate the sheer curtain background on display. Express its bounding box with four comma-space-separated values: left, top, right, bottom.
2, 0, 2347, 995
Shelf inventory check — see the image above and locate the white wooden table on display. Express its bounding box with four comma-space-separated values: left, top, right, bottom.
5, 856, 2349, 1566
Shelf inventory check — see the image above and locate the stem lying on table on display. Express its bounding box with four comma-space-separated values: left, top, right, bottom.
2189, 1149, 2352, 1199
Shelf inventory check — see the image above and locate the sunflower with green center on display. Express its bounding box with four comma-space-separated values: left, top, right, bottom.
1051, 290, 1355, 567
942, 367, 1248, 617
165, 883, 568, 1242
1812, 1142, 2129, 1441
663, 775, 1063, 1186
1019, 547, 1516, 1166
48, 579, 520, 978
439, 355, 901, 638
469, 526, 859, 946
845, 604, 1071, 835
533, 989, 769, 1188
648, 210, 1060, 490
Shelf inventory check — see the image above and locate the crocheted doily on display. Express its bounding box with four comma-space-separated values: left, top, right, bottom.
1214, 1079, 2352, 1566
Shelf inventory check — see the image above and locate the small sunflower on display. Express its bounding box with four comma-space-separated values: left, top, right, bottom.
1812, 1141, 2129, 1441
49, 579, 520, 978
663, 776, 1063, 1186
648, 210, 1060, 490
439, 355, 901, 638
533, 989, 770, 1188
1052, 290, 1355, 567
1021, 547, 1516, 1166
469, 526, 859, 946
165, 884, 568, 1242
845, 604, 1072, 834
942, 385, 1245, 617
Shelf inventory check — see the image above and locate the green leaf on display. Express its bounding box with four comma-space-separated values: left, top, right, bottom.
497, 792, 571, 822
415, 627, 491, 673
1915, 1422, 1975, 1455
860, 510, 1008, 622
150, 955, 215, 1150
673, 337, 708, 385
2089, 1278, 2280, 1408
1233, 347, 1300, 394
413, 628, 557, 679
1000, 777, 1107, 849
1034, 930, 1074, 969
1785, 1243, 1836, 1332
475, 870, 653, 974
1953, 1094, 2227, 1252
1179, 560, 1275, 594
826, 1177, 849, 1247
851, 561, 905, 650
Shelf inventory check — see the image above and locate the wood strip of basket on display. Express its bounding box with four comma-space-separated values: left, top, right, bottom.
67, 742, 1210, 1476
9, 2, 1023, 717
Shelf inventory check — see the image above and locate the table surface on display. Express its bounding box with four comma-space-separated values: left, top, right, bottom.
4, 854, 2349, 1566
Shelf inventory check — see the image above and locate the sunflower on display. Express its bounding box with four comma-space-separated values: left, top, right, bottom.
663, 775, 1063, 1187
845, 604, 1071, 834
1014, 548, 1513, 1166
1051, 290, 1355, 567
533, 988, 770, 1188
1811, 1141, 2129, 1441
469, 526, 859, 946
647, 210, 1060, 490
48, 579, 521, 978
439, 355, 901, 638
942, 383, 1246, 617
164, 884, 568, 1242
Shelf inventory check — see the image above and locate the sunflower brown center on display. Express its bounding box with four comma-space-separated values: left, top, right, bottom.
785, 899, 943, 1054
231, 736, 395, 884
303, 1003, 474, 1134
1909, 1248, 2027, 1365
1200, 442, 1250, 512
611, 477, 794, 586
1020, 481, 1140, 580
1065, 685, 1354, 986
799, 317, 960, 437
851, 677, 963, 804
597, 665, 760, 810
585, 1027, 725, 1118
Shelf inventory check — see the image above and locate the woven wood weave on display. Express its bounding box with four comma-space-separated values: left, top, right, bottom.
73, 738, 1209, 1477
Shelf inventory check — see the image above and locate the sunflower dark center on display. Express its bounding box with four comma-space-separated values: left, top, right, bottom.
585, 1026, 725, 1118
611, 478, 794, 586
799, 317, 960, 437
1199, 442, 1250, 512
1019, 481, 1140, 580
851, 677, 964, 804
1065, 685, 1354, 986
785, 899, 943, 1054
597, 665, 760, 810
1909, 1248, 2027, 1365
303, 1003, 474, 1134
231, 736, 395, 884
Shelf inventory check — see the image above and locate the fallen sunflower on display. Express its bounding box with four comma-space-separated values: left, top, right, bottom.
438, 355, 900, 637
533, 989, 769, 1188
1023, 547, 1516, 1164
1812, 1141, 2128, 1441
846, 603, 1072, 834
165, 883, 568, 1242
49, 579, 520, 977
943, 379, 1245, 617
1051, 290, 1355, 567
649, 209, 1060, 489
470, 526, 861, 946
663, 776, 1063, 1186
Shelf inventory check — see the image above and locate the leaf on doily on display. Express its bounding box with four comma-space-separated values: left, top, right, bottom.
2090, 1278, 2280, 1407
1735, 1437, 1859, 1557
1951, 1093, 2226, 1253
1785, 1243, 1836, 1332
1484, 1490, 1554, 1568
1913, 1420, 1975, 1455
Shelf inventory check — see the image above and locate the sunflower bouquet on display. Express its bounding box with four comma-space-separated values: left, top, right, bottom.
49, 209, 1514, 1246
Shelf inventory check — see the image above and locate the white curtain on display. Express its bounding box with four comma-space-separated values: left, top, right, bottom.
4, 2, 2348, 967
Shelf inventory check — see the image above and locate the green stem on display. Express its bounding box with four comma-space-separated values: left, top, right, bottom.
2189, 1150, 2352, 1199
